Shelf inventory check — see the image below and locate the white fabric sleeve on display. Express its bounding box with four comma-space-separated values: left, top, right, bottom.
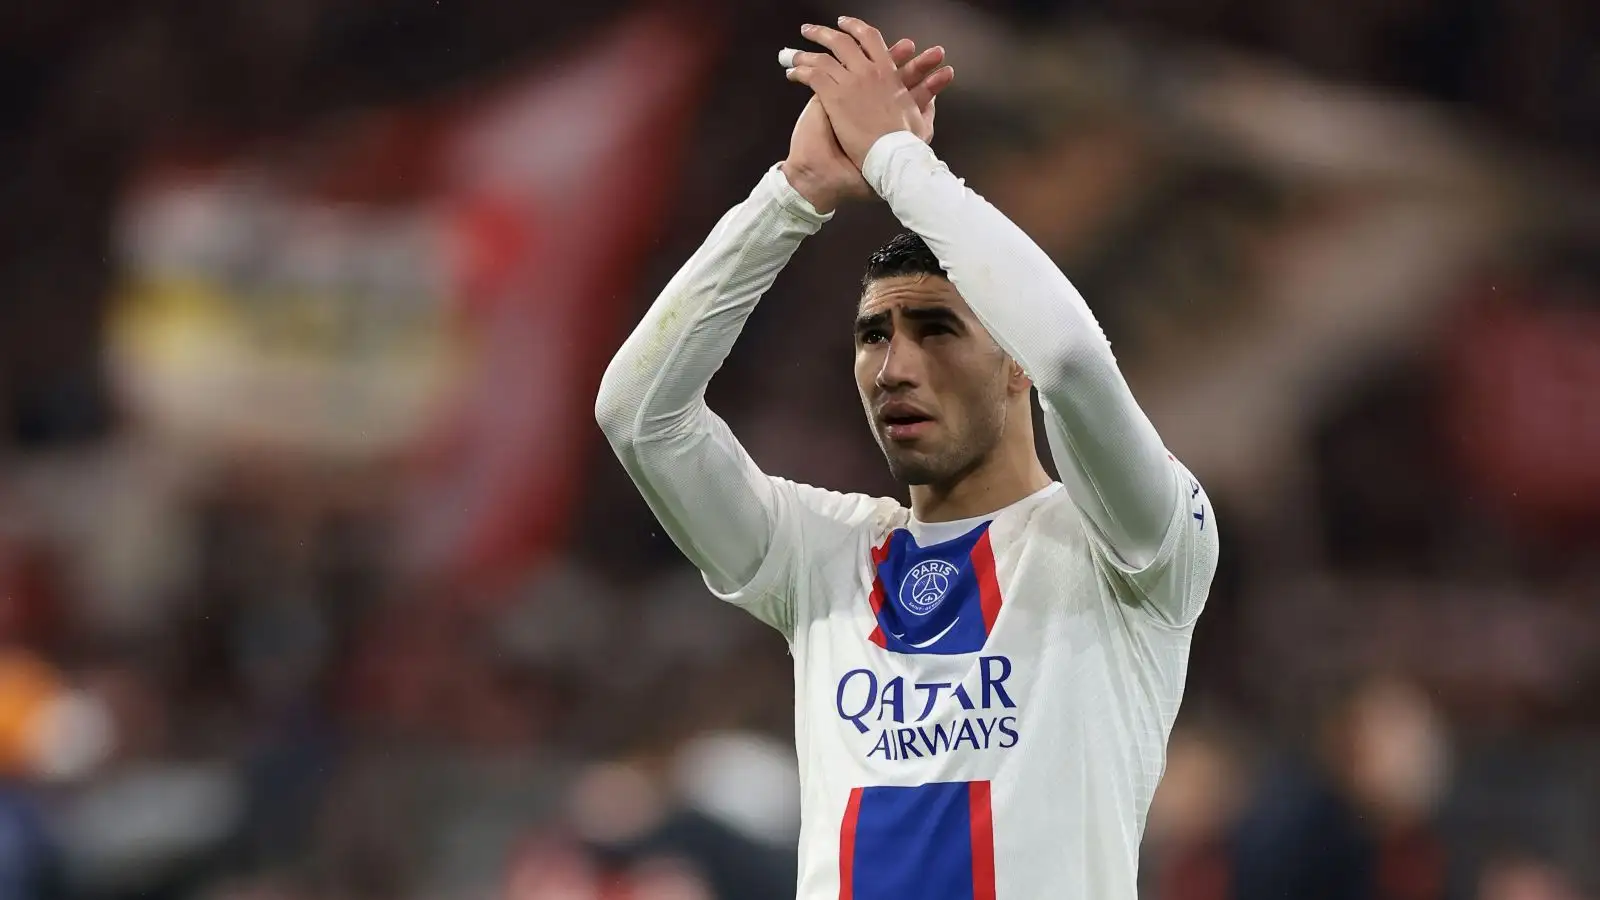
595, 166, 832, 637
862, 132, 1186, 605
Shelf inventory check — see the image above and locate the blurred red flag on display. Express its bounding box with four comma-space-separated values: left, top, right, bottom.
1444, 287, 1600, 528
400, 9, 720, 597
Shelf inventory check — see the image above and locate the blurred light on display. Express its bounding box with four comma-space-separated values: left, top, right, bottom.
565, 761, 666, 847
26, 689, 115, 782
671, 731, 800, 848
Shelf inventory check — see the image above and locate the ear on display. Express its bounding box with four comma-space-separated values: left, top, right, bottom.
1005, 357, 1032, 395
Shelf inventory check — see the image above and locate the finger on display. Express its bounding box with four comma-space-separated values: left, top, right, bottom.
898, 46, 945, 91
785, 65, 837, 89
887, 38, 916, 68
802, 23, 870, 71
836, 16, 891, 65
785, 50, 848, 80
909, 65, 954, 111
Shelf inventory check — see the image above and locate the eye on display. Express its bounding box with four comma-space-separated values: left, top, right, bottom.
859, 329, 888, 345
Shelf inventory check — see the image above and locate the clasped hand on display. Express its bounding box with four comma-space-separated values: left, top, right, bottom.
779, 17, 953, 213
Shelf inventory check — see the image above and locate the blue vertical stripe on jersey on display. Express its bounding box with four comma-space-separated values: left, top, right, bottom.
845, 781, 994, 900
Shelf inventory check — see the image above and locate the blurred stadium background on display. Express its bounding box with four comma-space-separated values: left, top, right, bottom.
0, 0, 1597, 897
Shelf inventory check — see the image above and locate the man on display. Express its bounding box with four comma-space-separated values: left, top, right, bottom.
596, 17, 1218, 899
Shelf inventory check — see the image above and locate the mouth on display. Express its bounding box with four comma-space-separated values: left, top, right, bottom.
878, 403, 936, 442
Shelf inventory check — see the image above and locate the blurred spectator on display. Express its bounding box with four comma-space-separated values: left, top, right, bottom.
1233, 676, 1451, 900
1143, 724, 1245, 900
1477, 856, 1588, 900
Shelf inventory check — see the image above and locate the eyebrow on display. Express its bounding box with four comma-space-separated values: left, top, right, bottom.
854, 311, 889, 336
853, 306, 963, 337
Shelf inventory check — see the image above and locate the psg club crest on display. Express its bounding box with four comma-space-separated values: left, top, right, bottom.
867, 524, 1003, 654
899, 559, 961, 616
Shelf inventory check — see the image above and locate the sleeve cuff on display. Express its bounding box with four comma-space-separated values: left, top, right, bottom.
862, 131, 932, 196
759, 164, 835, 227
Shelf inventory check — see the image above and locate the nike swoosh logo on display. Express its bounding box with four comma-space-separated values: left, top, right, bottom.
890, 618, 961, 649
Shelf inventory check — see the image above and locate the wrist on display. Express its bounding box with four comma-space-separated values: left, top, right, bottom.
860, 131, 927, 195
778, 160, 840, 215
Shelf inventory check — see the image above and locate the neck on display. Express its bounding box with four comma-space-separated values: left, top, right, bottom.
908, 441, 1053, 523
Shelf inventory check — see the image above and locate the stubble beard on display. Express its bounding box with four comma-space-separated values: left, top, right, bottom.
880, 428, 987, 487
879, 394, 1009, 488
884, 449, 943, 486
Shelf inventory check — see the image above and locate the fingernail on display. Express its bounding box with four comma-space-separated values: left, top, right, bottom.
801, 23, 815, 32
837, 15, 850, 24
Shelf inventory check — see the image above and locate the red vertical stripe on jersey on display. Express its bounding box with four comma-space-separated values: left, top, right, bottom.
865, 577, 887, 647
839, 787, 864, 899
972, 531, 1004, 633
968, 781, 997, 900
865, 537, 892, 647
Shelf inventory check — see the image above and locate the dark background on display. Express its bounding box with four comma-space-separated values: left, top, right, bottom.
0, 1, 1595, 898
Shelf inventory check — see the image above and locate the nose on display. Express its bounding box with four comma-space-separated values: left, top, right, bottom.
874, 330, 923, 392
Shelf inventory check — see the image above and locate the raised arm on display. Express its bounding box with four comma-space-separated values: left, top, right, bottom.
861, 132, 1177, 570
595, 166, 829, 615
597, 42, 954, 635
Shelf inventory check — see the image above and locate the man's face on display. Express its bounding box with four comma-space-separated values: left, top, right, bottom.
854, 274, 1017, 486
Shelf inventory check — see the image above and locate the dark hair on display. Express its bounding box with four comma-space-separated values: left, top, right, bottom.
861, 231, 946, 290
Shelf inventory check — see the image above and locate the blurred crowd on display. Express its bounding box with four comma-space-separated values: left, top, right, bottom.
0, 1, 1596, 899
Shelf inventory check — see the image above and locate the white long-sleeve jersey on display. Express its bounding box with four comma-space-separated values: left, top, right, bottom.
596, 132, 1219, 900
